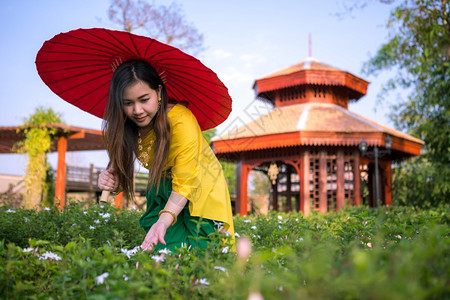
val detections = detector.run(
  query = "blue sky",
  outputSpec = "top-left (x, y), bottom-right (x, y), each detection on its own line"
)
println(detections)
top-left (0, 0), bottom-right (395, 176)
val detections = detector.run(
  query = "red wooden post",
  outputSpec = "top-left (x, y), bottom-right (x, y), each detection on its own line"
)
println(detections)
top-left (301, 150), bottom-right (310, 215)
top-left (319, 150), bottom-right (328, 213)
top-left (336, 149), bottom-right (345, 209)
top-left (55, 135), bottom-right (68, 209)
top-left (114, 192), bottom-right (124, 209)
top-left (236, 161), bottom-right (250, 216)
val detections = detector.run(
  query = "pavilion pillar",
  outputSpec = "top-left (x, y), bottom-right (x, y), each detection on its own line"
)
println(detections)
top-left (353, 151), bottom-right (361, 206)
top-left (318, 150), bottom-right (328, 213)
top-left (55, 135), bottom-right (68, 209)
top-left (301, 150), bottom-right (310, 215)
top-left (236, 161), bottom-right (250, 216)
top-left (383, 160), bottom-right (392, 206)
top-left (336, 149), bottom-right (345, 209)
top-left (114, 192), bottom-right (124, 209)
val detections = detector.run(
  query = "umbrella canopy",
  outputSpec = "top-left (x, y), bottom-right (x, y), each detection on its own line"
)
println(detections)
top-left (35, 28), bottom-right (232, 130)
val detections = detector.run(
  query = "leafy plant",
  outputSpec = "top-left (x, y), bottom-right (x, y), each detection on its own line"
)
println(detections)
top-left (0, 203), bottom-right (448, 299)
top-left (13, 107), bottom-right (63, 209)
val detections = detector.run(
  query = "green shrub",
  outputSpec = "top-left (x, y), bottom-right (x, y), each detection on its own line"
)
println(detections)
top-left (0, 203), bottom-right (448, 299)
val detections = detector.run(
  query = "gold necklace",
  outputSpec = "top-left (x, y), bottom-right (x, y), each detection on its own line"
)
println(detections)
top-left (137, 131), bottom-right (154, 168)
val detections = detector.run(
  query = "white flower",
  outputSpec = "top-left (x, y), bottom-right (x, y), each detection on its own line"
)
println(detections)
top-left (158, 248), bottom-right (171, 255)
top-left (251, 226), bottom-right (257, 230)
top-left (214, 266), bottom-right (227, 272)
top-left (94, 219), bottom-right (100, 224)
top-left (5, 209), bottom-right (15, 213)
top-left (83, 211), bottom-right (88, 215)
top-left (297, 238), bottom-right (304, 242)
top-left (278, 215), bottom-right (283, 220)
top-left (278, 225), bottom-right (282, 229)
top-left (72, 223), bottom-right (77, 227)
top-left (99, 213), bottom-right (111, 219)
top-left (367, 242), bottom-right (373, 248)
top-left (222, 246), bottom-right (229, 254)
top-left (95, 272), bottom-right (109, 285)
top-left (235, 232), bottom-right (241, 238)
top-left (24, 217), bottom-right (29, 222)
top-left (151, 255), bottom-right (165, 263)
top-left (395, 235), bottom-right (402, 240)
top-left (196, 278), bottom-right (209, 285)
top-left (89, 226), bottom-right (95, 230)
top-left (243, 219), bottom-right (252, 223)
top-left (100, 205), bottom-right (104, 208)
top-left (39, 251), bottom-right (62, 261)
top-left (123, 275), bottom-right (129, 281)
top-left (44, 207), bottom-right (51, 211)
top-left (121, 246), bottom-right (140, 259)
top-left (23, 247), bottom-right (34, 253)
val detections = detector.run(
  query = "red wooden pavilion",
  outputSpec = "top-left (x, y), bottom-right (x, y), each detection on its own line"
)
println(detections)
top-left (0, 123), bottom-right (123, 209)
top-left (212, 58), bottom-right (424, 215)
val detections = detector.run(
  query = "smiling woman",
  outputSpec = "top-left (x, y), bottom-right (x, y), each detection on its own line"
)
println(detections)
top-left (35, 28), bottom-right (234, 252)
top-left (122, 80), bottom-right (162, 133)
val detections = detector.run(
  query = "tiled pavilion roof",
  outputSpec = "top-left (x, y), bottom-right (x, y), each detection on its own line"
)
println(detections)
top-left (253, 58), bottom-right (370, 102)
top-left (0, 123), bottom-right (104, 153)
top-left (212, 102), bottom-right (423, 158)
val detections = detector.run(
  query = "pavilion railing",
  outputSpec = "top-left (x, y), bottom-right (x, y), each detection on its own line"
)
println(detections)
top-left (66, 165), bottom-right (147, 195)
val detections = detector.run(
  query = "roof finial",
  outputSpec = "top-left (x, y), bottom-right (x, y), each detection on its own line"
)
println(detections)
top-left (308, 33), bottom-right (312, 58)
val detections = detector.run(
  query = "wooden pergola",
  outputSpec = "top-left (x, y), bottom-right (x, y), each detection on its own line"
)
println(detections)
top-left (0, 123), bottom-right (122, 209)
top-left (212, 58), bottom-right (424, 215)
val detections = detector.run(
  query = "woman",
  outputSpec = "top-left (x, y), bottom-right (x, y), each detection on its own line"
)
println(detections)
top-left (35, 28), bottom-right (235, 252)
top-left (98, 60), bottom-right (234, 251)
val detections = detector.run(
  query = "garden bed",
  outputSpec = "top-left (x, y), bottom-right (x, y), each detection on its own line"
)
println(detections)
top-left (1, 203), bottom-right (448, 299)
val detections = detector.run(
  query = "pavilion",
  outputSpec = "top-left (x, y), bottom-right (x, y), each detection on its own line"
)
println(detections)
top-left (0, 123), bottom-right (122, 208)
top-left (212, 58), bottom-right (424, 215)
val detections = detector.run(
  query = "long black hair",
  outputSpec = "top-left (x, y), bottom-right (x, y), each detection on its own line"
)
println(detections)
top-left (102, 60), bottom-right (171, 200)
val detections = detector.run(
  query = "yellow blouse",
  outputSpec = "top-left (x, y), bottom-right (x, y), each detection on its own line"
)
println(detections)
top-left (137, 104), bottom-right (235, 237)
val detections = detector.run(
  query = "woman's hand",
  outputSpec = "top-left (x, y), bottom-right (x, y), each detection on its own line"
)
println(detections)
top-left (141, 213), bottom-right (173, 250)
top-left (98, 168), bottom-right (119, 192)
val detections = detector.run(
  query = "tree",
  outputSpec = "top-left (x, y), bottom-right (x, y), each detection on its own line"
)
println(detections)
top-left (108, 0), bottom-right (204, 55)
top-left (14, 107), bottom-right (63, 209)
top-left (361, 0), bottom-right (450, 206)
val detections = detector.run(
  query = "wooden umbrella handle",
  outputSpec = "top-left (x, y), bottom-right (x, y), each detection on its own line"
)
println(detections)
top-left (100, 190), bottom-right (111, 203)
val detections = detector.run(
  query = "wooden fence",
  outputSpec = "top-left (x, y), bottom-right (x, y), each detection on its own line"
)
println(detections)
top-left (66, 164), bottom-right (148, 196)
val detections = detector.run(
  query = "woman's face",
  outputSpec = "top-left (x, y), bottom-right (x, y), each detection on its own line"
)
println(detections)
top-left (122, 80), bottom-right (161, 129)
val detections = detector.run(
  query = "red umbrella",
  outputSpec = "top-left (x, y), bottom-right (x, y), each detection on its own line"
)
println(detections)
top-left (35, 28), bottom-right (232, 130)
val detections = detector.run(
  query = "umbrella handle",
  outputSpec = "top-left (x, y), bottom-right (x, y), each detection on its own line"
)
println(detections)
top-left (100, 190), bottom-right (110, 203)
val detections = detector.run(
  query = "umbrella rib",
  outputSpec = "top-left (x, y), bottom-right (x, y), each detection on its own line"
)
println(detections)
top-left (168, 82), bottom-right (230, 124)
top-left (167, 76), bottom-right (230, 110)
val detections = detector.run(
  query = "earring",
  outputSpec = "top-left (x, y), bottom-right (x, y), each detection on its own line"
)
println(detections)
top-left (158, 97), bottom-right (161, 110)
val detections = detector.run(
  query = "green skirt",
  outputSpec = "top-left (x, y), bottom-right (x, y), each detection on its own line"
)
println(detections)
top-left (139, 176), bottom-right (217, 252)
